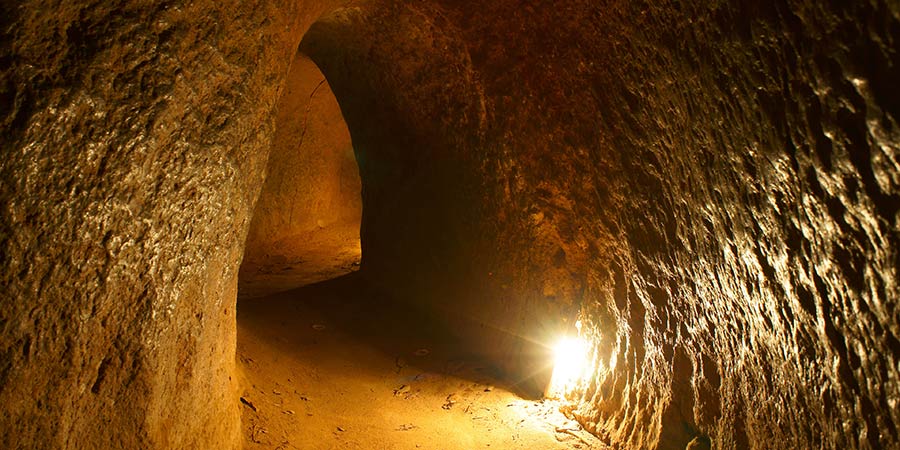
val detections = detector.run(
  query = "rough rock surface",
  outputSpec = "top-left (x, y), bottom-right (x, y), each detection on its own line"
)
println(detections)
top-left (304, 1), bottom-right (899, 449)
top-left (2, 0), bottom-right (898, 449)
top-left (0, 0), bottom-right (339, 448)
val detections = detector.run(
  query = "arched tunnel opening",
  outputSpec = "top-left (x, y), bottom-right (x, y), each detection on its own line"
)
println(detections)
top-left (237, 51), bottom-right (362, 301)
top-left (2, 1), bottom-right (899, 450)
top-left (235, 14), bottom-right (591, 447)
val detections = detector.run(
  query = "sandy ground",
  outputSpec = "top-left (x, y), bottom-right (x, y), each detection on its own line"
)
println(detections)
top-left (236, 274), bottom-right (606, 449)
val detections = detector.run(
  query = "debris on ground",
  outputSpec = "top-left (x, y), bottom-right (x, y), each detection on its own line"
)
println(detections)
top-left (393, 384), bottom-right (411, 397)
top-left (442, 394), bottom-right (458, 410)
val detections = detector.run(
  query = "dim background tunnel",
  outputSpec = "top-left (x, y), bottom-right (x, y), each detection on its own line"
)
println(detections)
top-left (1, 0), bottom-right (898, 449)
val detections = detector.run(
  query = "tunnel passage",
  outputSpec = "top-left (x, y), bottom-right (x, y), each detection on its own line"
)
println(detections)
top-left (1, 1), bottom-right (898, 449)
top-left (234, 9), bottom-right (595, 448)
top-left (249, 2), bottom-right (900, 449)
top-left (238, 52), bottom-right (361, 300)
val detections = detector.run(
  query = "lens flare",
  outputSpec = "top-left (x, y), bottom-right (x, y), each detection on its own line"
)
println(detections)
top-left (546, 336), bottom-right (589, 398)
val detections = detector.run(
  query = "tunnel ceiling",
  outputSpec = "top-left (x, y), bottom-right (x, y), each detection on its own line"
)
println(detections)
top-left (2, 1), bottom-right (899, 449)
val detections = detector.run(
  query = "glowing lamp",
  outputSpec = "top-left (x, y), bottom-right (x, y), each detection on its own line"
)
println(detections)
top-left (546, 336), bottom-right (589, 399)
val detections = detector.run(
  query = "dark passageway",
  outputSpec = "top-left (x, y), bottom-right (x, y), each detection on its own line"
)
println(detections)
top-left (235, 35), bottom-right (600, 448)
top-left (2, 1), bottom-right (898, 449)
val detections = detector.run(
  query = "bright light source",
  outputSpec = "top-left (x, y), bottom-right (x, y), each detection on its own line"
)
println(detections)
top-left (546, 336), bottom-right (589, 399)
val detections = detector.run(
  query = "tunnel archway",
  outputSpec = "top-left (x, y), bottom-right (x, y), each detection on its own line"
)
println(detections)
top-left (238, 51), bottom-right (362, 300)
top-left (232, 8), bottom-right (599, 448)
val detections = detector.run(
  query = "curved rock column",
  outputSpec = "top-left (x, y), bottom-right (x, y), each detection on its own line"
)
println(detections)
top-left (0, 0), bottom-right (340, 447)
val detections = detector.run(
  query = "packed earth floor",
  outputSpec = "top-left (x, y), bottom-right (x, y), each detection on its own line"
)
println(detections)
top-left (236, 272), bottom-right (606, 449)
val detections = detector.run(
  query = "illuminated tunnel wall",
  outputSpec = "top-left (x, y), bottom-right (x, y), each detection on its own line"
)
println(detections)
top-left (242, 53), bottom-right (360, 270)
top-left (1, 0), bottom-right (897, 449)
top-left (304, 4), bottom-right (899, 449)
top-left (239, 52), bottom-right (361, 298)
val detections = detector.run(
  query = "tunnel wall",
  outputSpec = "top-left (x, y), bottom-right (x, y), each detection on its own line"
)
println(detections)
top-left (0, 0), bottom-right (341, 448)
top-left (241, 53), bottom-right (360, 271)
top-left (303, 1), bottom-right (899, 449)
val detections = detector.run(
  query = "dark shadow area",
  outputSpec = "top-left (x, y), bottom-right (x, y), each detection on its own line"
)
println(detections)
top-left (239, 272), bottom-right (510, 391)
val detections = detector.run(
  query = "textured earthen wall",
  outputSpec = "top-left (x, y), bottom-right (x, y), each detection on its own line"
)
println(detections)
top-left (241, 53), bottom-right (360, 269)
top-left (304, 1), bottom-right (899, 449)
top-left (0, 0), bottom-right (341, 447)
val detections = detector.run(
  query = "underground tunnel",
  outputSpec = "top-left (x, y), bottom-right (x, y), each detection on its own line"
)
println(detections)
top-left (1, 1), bottom-right (899, 449)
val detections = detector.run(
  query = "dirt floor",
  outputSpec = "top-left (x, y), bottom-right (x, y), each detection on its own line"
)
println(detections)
top-left (236, 273), bottom-right (606, 449)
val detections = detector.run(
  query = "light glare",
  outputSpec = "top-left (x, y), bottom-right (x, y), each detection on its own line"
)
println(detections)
top-left (547, 336), bottom-right (589, 398)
